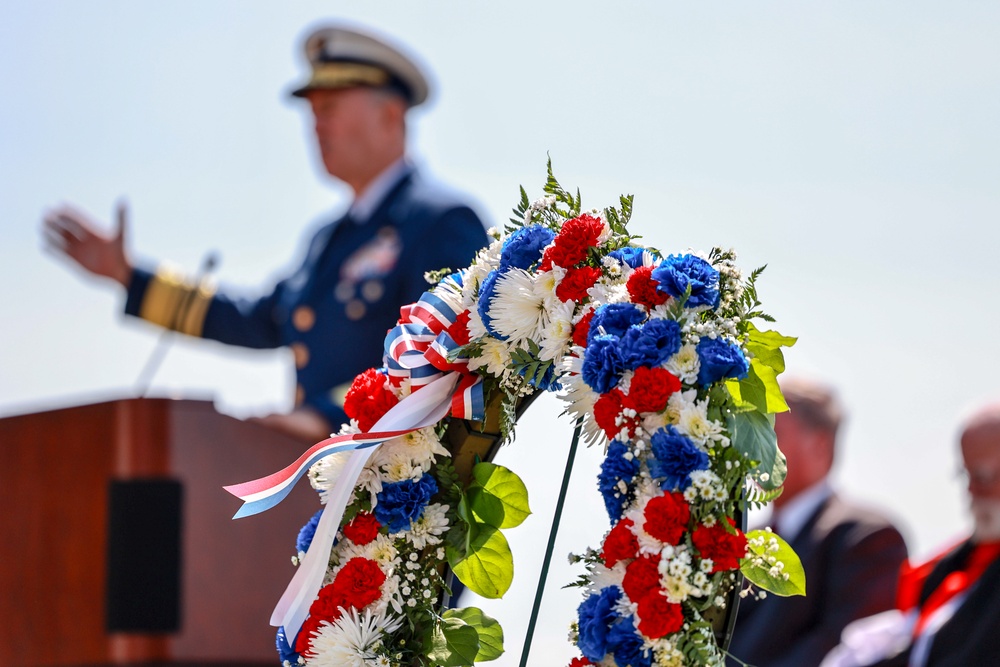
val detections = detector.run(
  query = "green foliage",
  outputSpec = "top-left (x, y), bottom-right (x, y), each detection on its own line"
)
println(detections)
top-left (508, 340), bottom-right (554, 391)
top-left (466, 462), bottom-right (531, 529)
top-left (727, 322), bottom-right (797, 415)
top-left (509, 185), bottom-right (532, 228)
top-left (543, 156), bottom-right (582, 218)
top-left (726, 409), bottom-right (787, 490)
top-left (738, 265), bottom-right (776, 323)
top-left (424, 267), bottom-right (454, 286)
top-left (447, 462), bottom-right (531, 598)
top-left (424, 616), bottom-right (481, 666)
top-left (442, 607), bottom-right (504, 662)
top-left (741, 530), bottom-right (807, 597)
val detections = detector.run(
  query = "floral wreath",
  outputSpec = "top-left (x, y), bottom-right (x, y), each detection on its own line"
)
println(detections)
top-left (225, 162), bottom-right (804, 667)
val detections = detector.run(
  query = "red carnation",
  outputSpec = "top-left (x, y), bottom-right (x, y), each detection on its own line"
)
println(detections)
top-left (623, 554), bottom-right (661, 603)
top-left (446, 309), bottom-right (472, 346)
top-left (627, 265), bottom-right (669, 309)
top-left (593, 389), bottom-right (639, 440)
top-left (602, 518), bottom-right (639, 567)
top-left (343, 368), bottom-right (399, 432)
top-left (343, 512), bottom-right (381, 545)
top-left (636, 590), bottom-right (685, 638)
top-left (643, 493), bottom-right (691, 546)
top-left (569, 659), bottom-right (593, 667)
top-left (330, 557), bottom-right (386, 610)
top-left (544, 213), bottom-right (605, 268)
top-left (627, 366), bottom-right (681, 414)
top-left (307, 581), bottom-right (350, 623)
top-left (295, 613), bottom-right (330, 655)
top-left (572, 309), bottom-right (595, 348)
top-left (556, 266), bottom-right (603, 302)
top-left (692, 518), bottom-right (748, 572)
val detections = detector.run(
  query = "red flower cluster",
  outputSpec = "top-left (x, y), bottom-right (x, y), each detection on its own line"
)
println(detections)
top-left (569, 658), bottom-right (593, 667)
top-left (643, 493), bottom-right (691, 546)
top-left (296, 557), bottom-right (386, 654)
top-left (593, 389), bottom-right (639, 440)
top-left (626, 265), bottom-right (669, 309)
top-left (343, 368), bottom-right (399, 432)
top-left (628, 366), bottom-right (681, 414)
top-left (446, 309), bottom-right (472, 346)
top-left (623, 554), bottom-right (661, 603)
top-left (343, 512), bottom-right (381, 545)
top-left (542, 213), bottom-right (604, 269)
top-left (556, 266), bottom-right (602, 302)
top-left (602, 518), bottom-right (639, 567)
top-left (692, 518), bottom-right (748, 572)
top-left (623, 553), bottom-right (685, 639)
top-left (572, 309), bottom-right (595, 347)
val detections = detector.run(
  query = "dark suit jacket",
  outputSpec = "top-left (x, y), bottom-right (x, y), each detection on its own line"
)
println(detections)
top-left (727, 493), bottom-right (908, 667)
top-left (125, 168), bottom-right (488, 427)
top-left (865, 539), bottom-right (1000, 667)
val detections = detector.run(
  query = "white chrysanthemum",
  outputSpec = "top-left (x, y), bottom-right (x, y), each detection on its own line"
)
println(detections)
top-left (375, 450), bottom-right (420, 482)
top-left (662, 574), bottom-right (694, 603)
top-left (462, 242), bottom-right (502, 309)
top-left (675, 397), bottom-right (728, 449)
top-left (466, 303), bottom-right (489, 340)
top-left (488, 269), bottom-right (549, 344)
top-left (372, 572), bottom-right (403, 616)
top-left (431, 270), bottom-right (466, 313)
top-left (337, 533), bottom-right (399, 568)
top-left (665, 344), bottom-right (701, 385)
top-left (406, 503), bottom-right (450, 549)
top-left (642, 411), bottom-right (671, 436)
top-left (534, 264), bottom-right (566, 308)
top-left (538, 299), bottom-right (576, 362)
top-left (304, 608), bottom-right (402, 667)
top-left (624, 492), bottom-right (667, 556)
top-left (468, 337), bottom-right (512, 378)
top-left (589, 561), bottom-right (627, 592)
top-left (309, 450), bottom-right (351, 503)
top-left (652, 640), bottom-right (686, 667)
top-left (376, 427), bottom-right (449, 472)
top-left (587, 280), bottom-right (630, 306)
top-left (558, 369), bottom-right (604, 446)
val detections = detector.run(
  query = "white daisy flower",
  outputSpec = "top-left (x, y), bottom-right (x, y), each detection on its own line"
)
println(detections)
top-left (588, 561), bottom-right (627, 592)
top-left (538, 299), bottom-right (577, 362)
top-left (337, 533), bottom-right (398, 568)
top-left (375, 450), bottom-right (421, 483)
top-left (376, 428), bottom-right (449, 472)
top-left (664, 344), bottom-right (701, 385)
top-left (468, 337), bottom-right (512, 378)
top-left (406, 503), bottom-right (450, 549)
top-left (304, 608), bottom-right (402, 667)
top-left (488, 268), bottom-right (550, 344)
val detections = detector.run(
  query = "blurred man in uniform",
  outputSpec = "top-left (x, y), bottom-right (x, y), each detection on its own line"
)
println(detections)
top-left (43, 24), bottom-right (489, 442)
top-left (822, 402), bottom-right (1000, 667)
top-left (728, 377), bottom-right (908, 667)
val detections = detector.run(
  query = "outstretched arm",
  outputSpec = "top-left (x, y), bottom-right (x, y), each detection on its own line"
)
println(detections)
top-left (42, 202), bottom-right (134, 287)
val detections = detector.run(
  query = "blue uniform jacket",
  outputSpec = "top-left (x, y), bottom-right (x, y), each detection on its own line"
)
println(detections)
top-left (124, 170), bottom-right (489, 428)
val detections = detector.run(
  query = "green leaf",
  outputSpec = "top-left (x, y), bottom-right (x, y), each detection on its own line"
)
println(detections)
top-left (443, 607), bottom-right (504, 662)
top-left (447, 525), bottom-right (514, 598)
top-left (425, 617), bottom-right (481, 666)
top-left (747, 322), bottom-right (797, 351)
top-left (741, 529), bottom-right (807, 597)
top-left (726, 410), bottom-right (786, 490)
top-left (748, 359), bottom-right (789, 413)
top-left (467, 462), bottom-right (531, 529)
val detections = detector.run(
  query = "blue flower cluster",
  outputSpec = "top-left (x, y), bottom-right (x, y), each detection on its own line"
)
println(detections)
top-left (651, 254), bottom-right (721, 309)
top-left (648, 426), bottom-right (709, 491)
top-left (608, 246), bottom-right (659, 268)
top-left (499, 224), bottom-right (554, 271)
top-left (581, 335), bottom-right (626, 394)
top-left (588, 303), bottom-right (646, 342)
top-left (577, 586), bottom-right (621, 661)
top-left (696, 337), bottom-right (749, 386)
top-left (295, 508), bottom-right (324, 554)
top-left (606, 616), bottom-right (652, 667)
top-left (598, 442), bottom-right (639, 521)
top-left (477, 269), bottom-right (505, 339)
top-left (374, 474), bottom-right (439, 533)
top-left (620, 318), bottom-right (682, 370)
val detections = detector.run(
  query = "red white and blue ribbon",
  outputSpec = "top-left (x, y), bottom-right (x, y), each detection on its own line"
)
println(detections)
top-left (223, 282), bottom-right (483, 638)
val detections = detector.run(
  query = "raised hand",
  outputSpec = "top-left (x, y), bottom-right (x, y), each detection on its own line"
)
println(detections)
top-left (42, 201), bottom-right (133, 286)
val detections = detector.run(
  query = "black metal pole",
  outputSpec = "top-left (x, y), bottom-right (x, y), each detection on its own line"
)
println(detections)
top-left (519, 420), bottom-right (582, 667)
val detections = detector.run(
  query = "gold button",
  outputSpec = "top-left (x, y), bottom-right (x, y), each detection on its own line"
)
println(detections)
top-left (361, 279), bottom-right (384, 303)
top-left (346, 299), bottom-right (366, 321)
top-left (294, 384), bottom-right (305, 406)
top-left (291, 342), bottom-right (309, 369)
top-left (292, 306), bottom-right (315, 332)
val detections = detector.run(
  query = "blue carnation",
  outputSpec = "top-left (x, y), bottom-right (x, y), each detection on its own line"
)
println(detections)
top-left (648, 426), bottom-right (709, 491)
top-left (608, 247), bottom-right (659, 269)
top-left (598, 442), bottom-right (640, 521)
top-left (607, 616), bottom-right (652, 667)
top-left (276, 626), bottom-right (300, 665)
top-left (581, 334), bottom-right (625, 394)
top-left (577, 586), bottom-right (622, 662)
top-left (500, 224), bottom-right (554, 271)
top-left (374, 475), bottom-right (438, 533)
top-left (295, 508), bottom-right (324, 554)
top-left (651, 254), bottom-right (721, 309)
top-left (476, 269), bottom-right (506, 339)
top-left (619, 318), bottom-right (682, 370)
top-left (696, 337), bottom-right (750, 386)
top-left (589, 303), bottom-right (647, 343)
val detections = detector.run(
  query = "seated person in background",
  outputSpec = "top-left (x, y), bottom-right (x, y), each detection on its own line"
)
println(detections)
top-left (821, 402), bottom-right (1000, 667)
top-left (42, 24), bottom-right (489, 443)
top-left (728, 377), bottom-right (908, 667)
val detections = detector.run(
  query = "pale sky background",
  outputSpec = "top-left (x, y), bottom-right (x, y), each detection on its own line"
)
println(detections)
top-left (3, 2), bottom-right (1000, 665)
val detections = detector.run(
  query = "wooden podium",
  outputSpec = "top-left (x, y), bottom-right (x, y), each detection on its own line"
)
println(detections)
top-left (0, 398), bottom-right (322, 666)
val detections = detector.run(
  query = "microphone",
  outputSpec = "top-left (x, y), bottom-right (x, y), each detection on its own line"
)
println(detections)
top-left (133, 251), bottom-right (220, 397)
